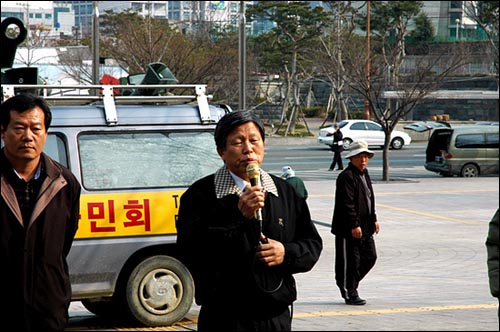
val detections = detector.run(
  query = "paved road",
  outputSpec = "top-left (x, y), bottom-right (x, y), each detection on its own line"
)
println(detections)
top-left (67, 176), bottom-right (499, 331)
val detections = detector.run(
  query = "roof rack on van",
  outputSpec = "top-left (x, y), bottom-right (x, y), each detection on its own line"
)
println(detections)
top-left (1, 83), bottom-right (213, 125)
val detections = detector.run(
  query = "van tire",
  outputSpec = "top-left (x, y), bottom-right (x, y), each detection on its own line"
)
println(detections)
top-left (461, 163), bottom-right (479, 177)
top-left (125, 255), bottom-right (194, 327)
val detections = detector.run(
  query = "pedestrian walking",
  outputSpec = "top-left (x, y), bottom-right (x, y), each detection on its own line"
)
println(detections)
top-left (331, 140), bottom-right (379, 305)
top-left (175, 110), bottom-right (322, 331)
top-left (328, 123), bottom-right (344, 171)
top-left (281, 165), bottom-right (308, 200)
top-left (1, 94), bottom-right (82, 331)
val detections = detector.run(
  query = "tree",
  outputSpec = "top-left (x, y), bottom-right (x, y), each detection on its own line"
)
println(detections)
top-left (308, 1), bottom-right (365, 124)
top-left (350, 1), bottom-right (466, 181)
top-left (407, 13), bottom-right (434, 55)
top-left (463, 1), bottom-right (499, 85)
top-left (100, 10), bottom-right (180, 74)
top-left (56, 10), bottom-right (241, 104)
top-left (246, 1), bottom-right (332, 135)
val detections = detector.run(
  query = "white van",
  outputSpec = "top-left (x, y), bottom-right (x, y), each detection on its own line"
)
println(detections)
top-left (425, 125), bottom-right (499, 177)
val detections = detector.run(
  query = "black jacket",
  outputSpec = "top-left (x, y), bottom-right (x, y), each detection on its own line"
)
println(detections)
top-left (1, 150), bottom-right (81, 331)
top-left (331, 130), bottom-right (344, 153)
top-left (331, 163), bottom-right (377, 238)
top-left (176, 167), bottom-right (322, 318)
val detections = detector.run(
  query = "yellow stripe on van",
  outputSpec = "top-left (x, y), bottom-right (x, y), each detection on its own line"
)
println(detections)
top-left (76, 190), bottom-right (185, 238)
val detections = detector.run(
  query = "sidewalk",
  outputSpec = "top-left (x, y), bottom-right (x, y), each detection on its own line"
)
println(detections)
top-left (291, 176), bottom-right (499, 331)
top-left (68, 176), bottom-right (499, 331)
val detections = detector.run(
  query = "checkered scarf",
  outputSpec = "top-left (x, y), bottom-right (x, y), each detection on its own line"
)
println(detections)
top-left (214, 166), bottom-right (279, 199)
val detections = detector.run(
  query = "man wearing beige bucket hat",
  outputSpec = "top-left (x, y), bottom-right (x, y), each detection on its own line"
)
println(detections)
top-left (331, 140), bottom-right (380, 305)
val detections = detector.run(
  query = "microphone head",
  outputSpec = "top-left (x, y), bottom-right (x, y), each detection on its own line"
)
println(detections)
top-left (246, 163), bottom-right (260, 181)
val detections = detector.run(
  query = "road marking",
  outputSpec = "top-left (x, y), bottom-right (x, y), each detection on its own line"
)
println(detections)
top-left (377, 203), bottom-right (479, 224)
top-left (310, 188), bottom-right (497, 199)
top-left (293, 303), bottom-right (498, 318)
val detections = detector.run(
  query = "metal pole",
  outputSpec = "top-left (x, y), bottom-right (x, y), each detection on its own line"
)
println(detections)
top-left (239, 1), bottom-right (246, 111)
top-left (364, 0), bottom-right (371, 120)
top-left (92, 1), bottom-right (100, 90)
top-left (336, 14), bottom-right (342, 122)
top-left (455, 18), bottom-right (460, 40)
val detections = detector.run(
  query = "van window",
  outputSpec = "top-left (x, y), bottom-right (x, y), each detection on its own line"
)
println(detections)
top-left (455, 133), bottom-right (485, 148)
top-left (45, 134), bottom-right (69, 168)
top-left (78, 131), bottom-right (222, 190)
top-left (486, 133), bottom-right (499, 148)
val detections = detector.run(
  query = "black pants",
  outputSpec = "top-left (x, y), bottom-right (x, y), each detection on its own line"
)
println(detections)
top-left (198, 303), bottom-right (291, 331)
top-left (334, 235), bottom-right (377, 298)
top-left (329, 151), bottom-right (343, 170)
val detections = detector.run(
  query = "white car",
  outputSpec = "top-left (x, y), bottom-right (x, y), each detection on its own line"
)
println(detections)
top-left (317, 119), bottom-right (412, 150)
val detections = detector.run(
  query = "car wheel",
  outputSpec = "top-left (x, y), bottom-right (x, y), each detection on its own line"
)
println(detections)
top-left (125, 255), bottom-right (194, 327)
top-left (461, 163), bottom-right (479, 177)
top-left (342, 138), bottom-right (352, 150)
top-left (390, 137), bottom-right (404, 150)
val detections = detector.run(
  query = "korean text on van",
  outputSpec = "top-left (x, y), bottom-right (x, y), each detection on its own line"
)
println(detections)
top-left (425, 124), bottom-right (499, 177)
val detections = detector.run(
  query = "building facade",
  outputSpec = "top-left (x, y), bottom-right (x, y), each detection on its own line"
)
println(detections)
top-left (1, 1), bottom-right (75, 38)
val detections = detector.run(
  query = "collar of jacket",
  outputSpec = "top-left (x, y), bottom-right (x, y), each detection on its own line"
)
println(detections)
top-left (1, 150), bottom-right (66, 227)
top-left (214, 166), bottom-right (279, 199)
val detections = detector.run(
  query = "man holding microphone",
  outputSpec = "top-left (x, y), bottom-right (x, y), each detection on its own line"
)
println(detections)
top-left (176, 110), bottom-right (322, 331)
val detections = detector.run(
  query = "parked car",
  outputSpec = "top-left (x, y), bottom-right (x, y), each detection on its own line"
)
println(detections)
top-left (403, 121), bottom-right (451, 132)
top-left (317, 119), bottom-right (412, 150)
top-left (475, 121), bottom-right (499, 126)
top-left (424, 125), bottom-right (499, 177)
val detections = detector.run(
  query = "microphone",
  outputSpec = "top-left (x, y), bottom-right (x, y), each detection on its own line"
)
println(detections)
top-left (246, 163), bottom-right (262, 222)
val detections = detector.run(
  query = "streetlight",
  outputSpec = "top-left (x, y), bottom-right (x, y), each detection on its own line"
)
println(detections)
top-left (455, 18), bottom-right (460, 41)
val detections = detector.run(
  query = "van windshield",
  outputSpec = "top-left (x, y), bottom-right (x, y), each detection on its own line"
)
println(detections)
top-left (78, 131), bottom-right (222, 190)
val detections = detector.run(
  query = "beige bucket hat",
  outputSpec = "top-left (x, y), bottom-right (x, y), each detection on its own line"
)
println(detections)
top-left (345, 140), bottom-right (375, 159)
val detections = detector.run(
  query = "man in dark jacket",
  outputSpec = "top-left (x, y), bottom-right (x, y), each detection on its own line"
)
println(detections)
top-left (1, 94), bottom-right (81, 331)
top-left (328, 123), bottom-right (344, 171)
top-left (331, 140), bottom-right (379, 305)
top-left (176, 110), bottom-right (322, 331)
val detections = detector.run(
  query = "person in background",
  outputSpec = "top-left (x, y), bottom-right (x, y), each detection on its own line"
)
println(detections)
top-left (486, 208), bottom-right (499, 319)
top-left (176, 110), bottom-right (322, 331)
top-left (1, 94), bottom-right (82, 332)
top-left (328, 123), bottom-right (344, 171)
top-left (331, 140), bottom-right (379, 305)
top-left (281, 165), bottom-right (308, 200)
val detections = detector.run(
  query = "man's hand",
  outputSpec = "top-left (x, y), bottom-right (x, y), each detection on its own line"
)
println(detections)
top-left (351, 226), bottom-right (362, 239)
top-left (238, 185), bottom-right (265, 219)
top-left (257, 236), bottom-right (285, 267)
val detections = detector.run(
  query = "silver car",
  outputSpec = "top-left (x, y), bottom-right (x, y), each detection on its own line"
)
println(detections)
top-left (317, 119), bottom-right (412, 150)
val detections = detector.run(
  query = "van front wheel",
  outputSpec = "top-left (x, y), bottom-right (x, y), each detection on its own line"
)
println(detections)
top-left (461, 163), bottom-right (479, 177)
top-left (125, 255), bottom-right (194, 327)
